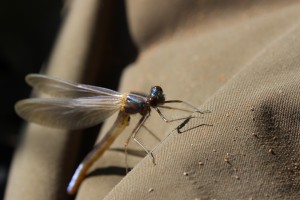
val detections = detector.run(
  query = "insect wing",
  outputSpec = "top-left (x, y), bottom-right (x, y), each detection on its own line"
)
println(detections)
top-left (15, 96), bottom-right (122, 129)
top-left (26, 74), bottom-right (122, 98)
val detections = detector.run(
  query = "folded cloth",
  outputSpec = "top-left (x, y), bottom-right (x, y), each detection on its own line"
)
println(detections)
top-left (5, 1), bottom-right (300, 200)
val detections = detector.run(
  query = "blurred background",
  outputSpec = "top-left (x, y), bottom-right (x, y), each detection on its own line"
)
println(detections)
top-left (0, 1), bottom-right (63, 199)
top-left (0, 0), bottom-right (138, 198)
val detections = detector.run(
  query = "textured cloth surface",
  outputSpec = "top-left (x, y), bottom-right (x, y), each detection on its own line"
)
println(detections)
top-left (5, 1), bottom-right (300, 200)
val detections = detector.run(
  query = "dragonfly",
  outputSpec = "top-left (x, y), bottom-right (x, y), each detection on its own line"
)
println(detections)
top-left (15, 74), bottom-right (203, 195)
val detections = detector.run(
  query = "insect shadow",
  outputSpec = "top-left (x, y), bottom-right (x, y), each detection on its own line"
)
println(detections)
top-left (175, 115), bottom-right (213, 134)
top-left (110, 147), bottom-right (147, 158)
top-left (87, 166), bottom-right (131, 177)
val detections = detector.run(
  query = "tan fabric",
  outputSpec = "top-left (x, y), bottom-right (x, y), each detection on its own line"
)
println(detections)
top-left (5, 0), bottom-right (300, 200)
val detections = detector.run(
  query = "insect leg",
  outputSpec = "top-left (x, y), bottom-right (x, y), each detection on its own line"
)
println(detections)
top-left (124, 113), bottom-right (156, 165)
top-left (155, 107), bottom-right (197, 123)
top-left (142, 124), bottom-right (161, 142)
top-left (162, 100), bottom-right (210, 114)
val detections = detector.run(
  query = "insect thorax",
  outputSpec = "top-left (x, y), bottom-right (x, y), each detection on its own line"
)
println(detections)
top-left (122, 94), bottom-right (149, 115)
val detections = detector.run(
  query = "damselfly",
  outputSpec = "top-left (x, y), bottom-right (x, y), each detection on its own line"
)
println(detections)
top-left (15, 74), bottom-right (203, 194)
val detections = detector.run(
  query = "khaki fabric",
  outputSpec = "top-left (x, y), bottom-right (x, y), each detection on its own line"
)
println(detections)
top-left (5, 0), bottom-right (300, 200)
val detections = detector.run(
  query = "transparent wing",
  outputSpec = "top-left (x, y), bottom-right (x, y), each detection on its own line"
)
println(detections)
top-left (15, 96), bottom-right (122, 130)
top-left (26, 74), bottom-right (122, 98)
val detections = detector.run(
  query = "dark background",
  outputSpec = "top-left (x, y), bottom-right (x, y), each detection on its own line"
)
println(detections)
top-left (0, 1), bottom-right (138, 198)
top-left (0, 1), bottom-right (63, 199)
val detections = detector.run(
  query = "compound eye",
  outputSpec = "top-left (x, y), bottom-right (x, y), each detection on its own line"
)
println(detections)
top-left (151, 86), bottom-right (163, 94)
top-left (154, 86), bottom-right (163, 92)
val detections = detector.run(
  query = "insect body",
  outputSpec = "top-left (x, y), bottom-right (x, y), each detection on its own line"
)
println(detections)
top-left (15, 74), bottom-right (201, 194)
